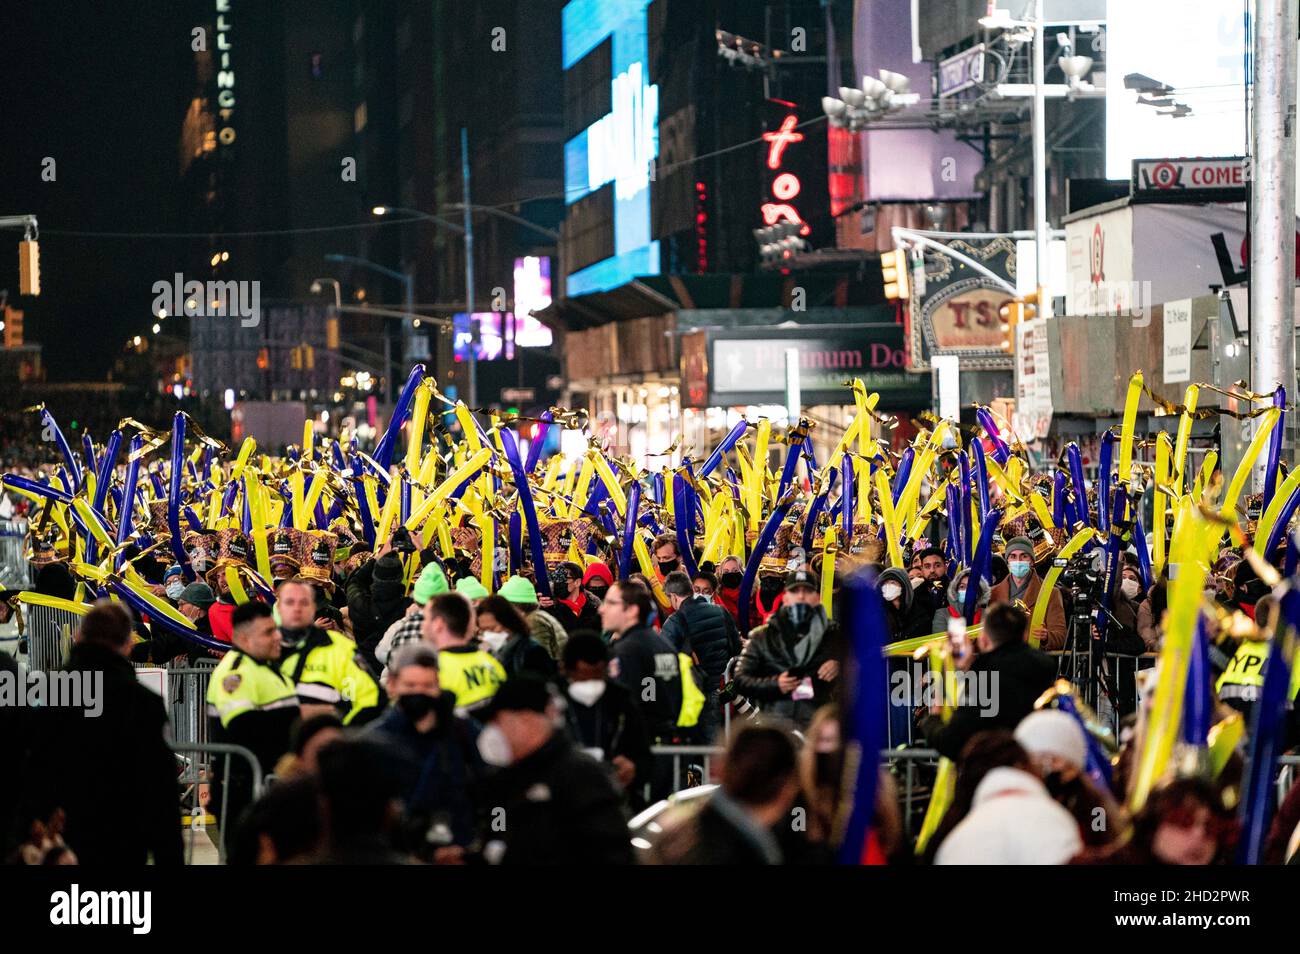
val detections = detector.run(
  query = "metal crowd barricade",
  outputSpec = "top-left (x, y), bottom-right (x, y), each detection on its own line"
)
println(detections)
top-left (651, 744), bottom-right (725, 796)
top-left (167, 662), bottom-right (220, 777)
top-left (171, 742), bottom-right (265, 865)
top-left (0, 517), bottom-right (30, 589)
top-left (20, 602), bottom-right (83, 674)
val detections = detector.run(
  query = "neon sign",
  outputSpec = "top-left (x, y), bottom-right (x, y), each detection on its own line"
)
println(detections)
top-left (215, 0), bottom-right (235, 147)
top-left (761, 112), bottom-right (809, 236)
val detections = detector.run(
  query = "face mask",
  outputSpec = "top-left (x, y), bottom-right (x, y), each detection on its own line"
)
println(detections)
top-left (587, 585), bottom-right (608, 600)
top-left (880, 582), bottom-right (903, 602)
top-left (1009, 560), bottom-right (1032, 580)
top-left (1043, 771), bottom-right (1069, 798)
top-left (1120, 579), bottom-right (1141, 600)
top-left (759, 577), bottom-right (783, 600)
top-left (694, 593), bottom-right (713, 604)
top-left (477, 723), bottom-right (514, 767)
top-left (397, 693), bottom-right (439, 722)
top-left (567, 679), bottom-right (606, 707)
top-left (814, 752), bottom-right (842, 786)
top-left (911, 576), bottom-right (924, 590)
top-left (1203, 588), bottom-right (1216, 602)
top-left (657, 560), bottom-right (679, 576)
top-left (956, 590), bottom-right (967, 605)
top-left (165, 581), bottom-right (184, 600)
top-left (720, 571), bottom-right (743, 589)
top-left (783, 602), bottom-right (813, 633)
top-left (480, 631), bottom-right (509, 653)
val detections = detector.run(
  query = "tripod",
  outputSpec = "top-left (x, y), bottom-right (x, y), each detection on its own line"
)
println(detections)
top-left (1057, 582), bottom-right (1120, 716)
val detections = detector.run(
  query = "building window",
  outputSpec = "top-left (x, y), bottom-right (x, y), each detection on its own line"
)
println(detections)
top-left (354, 101), bottom-right (368, 133)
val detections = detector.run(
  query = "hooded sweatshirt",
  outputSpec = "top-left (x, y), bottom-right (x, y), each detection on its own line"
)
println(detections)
top-left (877, 567), bottom-right (932, 641)
top-left (932, 573), bottom-right (992, 634)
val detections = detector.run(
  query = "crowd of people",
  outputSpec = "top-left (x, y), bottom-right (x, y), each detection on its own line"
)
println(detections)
top-left (3, 370), bottom-right (1300, 866)
top-left (4, 514), bottom-right (1299, 866)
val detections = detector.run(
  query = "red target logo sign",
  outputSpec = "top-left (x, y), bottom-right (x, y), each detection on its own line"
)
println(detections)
top-left (1149, 162), bottom-right (1180, 189)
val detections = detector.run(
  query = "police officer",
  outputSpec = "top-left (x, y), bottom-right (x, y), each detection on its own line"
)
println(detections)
top-left (275, 578), bottom-right (383, 726)
top-left (420, 591), bottom-right (506, 715)
top-left (206, 601), bottom-right (299, 825)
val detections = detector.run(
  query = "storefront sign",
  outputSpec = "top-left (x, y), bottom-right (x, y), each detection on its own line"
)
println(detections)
top-left (938, 44), bottom-right (985, 97)
top-left (907, 236), bottom-right (1018, 371)
top-left (1162, 297), bottom-right (1193, 384)
top-left (1133, 157), bottom-right (1246, 198)
top-left (706, 326), bottom-right (927, 407)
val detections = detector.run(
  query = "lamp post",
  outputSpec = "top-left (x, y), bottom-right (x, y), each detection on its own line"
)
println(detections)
top-left (322, 254), bottom-right (413, 403)
top-left (978, 3), bottom-right (1050, 312)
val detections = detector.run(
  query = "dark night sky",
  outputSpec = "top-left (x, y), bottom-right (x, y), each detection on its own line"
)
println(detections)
top-left (0, 2), bottom-right (196, 381)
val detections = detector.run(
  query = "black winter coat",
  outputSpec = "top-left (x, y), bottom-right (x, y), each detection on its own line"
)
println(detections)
top-left (734, 606), bottom-right (842, 726)
top-left (610, 624), bottom-right (684, 738)
top-left (23, 643), bottom-right (183, 865)
top-left (477, 735), bottom-right (633, 865)
top-left (660, 595), bottom-right (741, 689)
top-left (919, 639), bottom-right (1057, 760)
top-left (546, 590), bottom-right (603, 634)
top-left (564, 678), bottom-right (652, 792)
top-left (346, 561), bottom-right (411, 654)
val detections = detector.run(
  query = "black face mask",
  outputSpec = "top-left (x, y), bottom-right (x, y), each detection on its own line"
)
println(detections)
top-left (587, 584), bottom-right (608, 600)
top-left (783, 602), bottom-right (814, 633)
top-left (1043, 771), bottom-right (1070, 799)
top-left (657, 559), bottom-right (679, 576)
top-left (720, 571), bottom-right (743, 590)
top-left (814, 752), bottom-right (842, 786)
top-left (397, 693), bottom-right (442, 725)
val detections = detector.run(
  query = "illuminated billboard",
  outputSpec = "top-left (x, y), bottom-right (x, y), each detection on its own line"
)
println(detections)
top-left (513, 256), bottom-right (554, 348)
top-left (453, 313), bottom-right (510, 362)
top-left (562, 0), bottom-right (660, 295)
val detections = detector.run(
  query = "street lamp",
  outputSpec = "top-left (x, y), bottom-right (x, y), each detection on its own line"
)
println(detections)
top-left (978, 0), bottom-right (1050, 313)
top-left (822, 70), bottom-right (919, 133)
top-left (323, 254), bottom-right (414, 403)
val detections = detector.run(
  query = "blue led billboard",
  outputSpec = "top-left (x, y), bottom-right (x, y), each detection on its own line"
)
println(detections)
top-left (562, 0), bottom-right (660, 296)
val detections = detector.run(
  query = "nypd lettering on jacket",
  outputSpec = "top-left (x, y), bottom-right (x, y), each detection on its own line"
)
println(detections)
top-left (653, 653), bottom-right (680, 681)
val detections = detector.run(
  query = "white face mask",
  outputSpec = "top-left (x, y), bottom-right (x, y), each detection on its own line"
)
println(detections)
top-left (911, 576), bottom-right (924, 589)
top-left (480, 631), bottom-right (509, 653)
top-left (476, 723), bottom-right (514, 766)
top-left (165, 581), bottom-right (184, 600)
top-left (567, 679), bottom-right (607, 707)
top-left (880, 582), bottom-right (903, 602)
top-left (1120, 579), bottom-right (1142, 600)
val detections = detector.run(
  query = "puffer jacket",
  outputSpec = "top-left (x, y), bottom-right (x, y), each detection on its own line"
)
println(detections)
top-left (931, 573), bottom-right (992, 633)
top-left (660, 595), bottom-right (742, 689)
top-left (877, 567), bottom-right (933, 641)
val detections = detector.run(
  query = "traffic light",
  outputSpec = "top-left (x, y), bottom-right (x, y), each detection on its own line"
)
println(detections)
top-left (998, 292), bottom-right (1039, 352)
top-left (3, 305), bottom-right (22, 349)
top-left (880, 248), bottom-right (909, 300)
top-left (753, 222), bottom-right (809, 267)
top-left (18, 240), bottom-right (40, 296)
